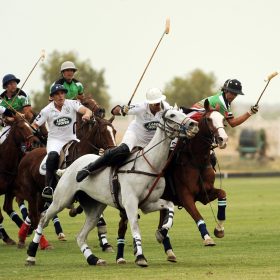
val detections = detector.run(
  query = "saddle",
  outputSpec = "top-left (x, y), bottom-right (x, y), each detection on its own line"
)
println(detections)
top-left (39, 140), bottom-right (77, 175)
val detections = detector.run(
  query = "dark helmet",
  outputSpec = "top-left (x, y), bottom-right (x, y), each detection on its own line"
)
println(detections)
top-left (2, 74), bottom-right (20, 89)
top-left (50, 84), bottom-right (68, 96)
top-left (222, 79), bottom-right (244, 95)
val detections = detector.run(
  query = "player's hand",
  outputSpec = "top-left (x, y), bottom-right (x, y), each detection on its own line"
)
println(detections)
top-left (249, 105), bottom-right (259, 115)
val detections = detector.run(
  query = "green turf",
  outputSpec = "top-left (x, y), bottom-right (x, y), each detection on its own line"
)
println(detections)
top-left (0, 177), bottom-right (280, 280)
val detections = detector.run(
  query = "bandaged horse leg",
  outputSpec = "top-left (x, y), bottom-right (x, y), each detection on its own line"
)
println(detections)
top-left (76, 202), bottom-right (106, 266)
top-left (158, 209), bottom-right (177, 262)
top-left (116, 211), bottom-right (128, 264)
top-left (197, 219), bottom-right (215, 246)
top-left (52, 215), bottom-right (66, 241)
top-left (97, 214), bottom-right (113, 252)
top-left (18, 216), bottom-right (32, 248)
top-left (155, 206), bottom-right (174, 243)
top-left (18, 201), bottom-right (28, 220)
top-left (214, 197), bottom-right (227, 238)
top-left (7, 210), bottom-right (23, 228)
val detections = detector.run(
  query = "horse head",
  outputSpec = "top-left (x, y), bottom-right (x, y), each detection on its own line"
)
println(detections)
top-left (203, 99), bottom-right (228, 149)
top-left (81, 96), bottom-right (106, 118)
top-left (79, 116), bottom-right (117, 155)
top-left (161, 108), bottom-right (198, 139)
top-left (9, 115), bottom-right (41, 151)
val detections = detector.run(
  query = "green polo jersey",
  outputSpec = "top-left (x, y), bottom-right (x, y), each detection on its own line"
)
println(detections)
top-left (53, 78), bottom-right (84, 100)
top-left (192, 91), bottom-right (233, 119)
top-left (0, 90), bottom-right (31, 112)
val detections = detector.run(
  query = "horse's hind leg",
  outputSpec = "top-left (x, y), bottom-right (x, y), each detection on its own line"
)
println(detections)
top-left (97, 213), bottom-right (114, 252)
top-left (4, 193), bottom-right (23, 228)
top-left (0, 207), bottom-right (16, 245)
top-left (77, 200), bottom-right (107, 266)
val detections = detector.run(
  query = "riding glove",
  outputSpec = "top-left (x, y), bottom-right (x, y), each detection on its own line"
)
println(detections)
top-left (248, 105), bottom-right (259, 115)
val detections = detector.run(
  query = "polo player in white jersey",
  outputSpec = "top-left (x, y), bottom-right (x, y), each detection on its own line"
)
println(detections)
top-left (32, 84), bottom-right (92, 200)
top-left (76, 87), bottom-right (172, 182)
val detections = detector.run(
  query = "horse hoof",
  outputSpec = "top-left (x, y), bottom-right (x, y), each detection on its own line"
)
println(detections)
top-left (3, 238), bottom-right (16, 245)
top-left (214, 228), bottom-right (225, 238)
top-left (25, 256), bottom-right (36, 266)
top-left (116, 258), bottom-right (126, 264)
top-left (135, 254), bottom-right (148, 267)
top-left (58, 233), bottom-right (67, 241)
top-left (102, 244), bottom-right (114, 253)
top-left (17, 241), bottom-right (26, 249)
top-left (166, 249), bottom-right (177, 262)
top-left (203, 238), bottom-right (216, 246)
top-left (96, 259), bottom-right (106, 266)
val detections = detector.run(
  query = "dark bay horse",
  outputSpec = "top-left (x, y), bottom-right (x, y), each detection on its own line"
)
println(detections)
top-left (115, 103), bottom-right (229, 263)
top-left (15, 115), bottom-right (116, 248)
top-left (0, 116), bottom-right (40, 245)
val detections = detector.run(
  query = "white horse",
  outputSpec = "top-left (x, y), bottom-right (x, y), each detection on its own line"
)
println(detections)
top-left (26, 109), bottom-right (199, 267)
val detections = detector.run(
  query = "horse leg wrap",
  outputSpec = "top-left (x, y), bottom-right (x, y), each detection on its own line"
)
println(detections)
top-left (81, 244), bottom-right (98, 265)
top-left (162, 235), bottom-right (173, 252)
top-left (8, 210), bottom-right (23, 228)
top-left (162, 208), bottom-right (174, 230)
top-left (116, 238), bottom-right (125, 260)
top-left (52, 215), bottom-right (63, 235)
top-left (19, 203), bottom-right (28, 220)
top-left (27, 241), bottom-right (39, 258)
top-left (217, 198), bottom-right (227, 221)
top-left (197, 220), bottom-right (209, 239)
top-left (18, 217), bottom-right (31, 242)
top-left (133, 236), bottom-right (143, 257)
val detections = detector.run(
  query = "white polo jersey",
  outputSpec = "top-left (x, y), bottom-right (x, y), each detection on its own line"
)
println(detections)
top-left (121, 101), bottom-right (171, 151)
top-left (34, 99), bottom-right (82, 153)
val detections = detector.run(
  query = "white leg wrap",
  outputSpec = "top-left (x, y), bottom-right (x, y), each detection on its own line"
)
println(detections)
top-left (81, 244), bottom-right (93, 259)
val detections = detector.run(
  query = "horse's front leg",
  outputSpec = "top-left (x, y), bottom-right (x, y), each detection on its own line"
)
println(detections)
top-left (158, 209), bottom-right (177, 262)
top-left (181, 194), bottom-right (216, 246)
top-left (206, 188), bottom-right (227, 238)
top-left (141, 199), bottom-right (175, 247)
top-left (123, 198), bottom-right (148, 267)
top-left (0, 207), bottom-right (16, 245)
top-left (116, 211), bottom-right (128, 264)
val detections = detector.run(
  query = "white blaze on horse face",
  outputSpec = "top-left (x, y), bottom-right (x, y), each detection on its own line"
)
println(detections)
top-left (107, 125), bottom-right (117, 146)
top-left (210, 111), bottom-right (228, 149)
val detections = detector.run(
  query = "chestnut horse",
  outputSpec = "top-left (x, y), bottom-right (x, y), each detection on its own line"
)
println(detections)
top-left (15, 115), bottom-right (116, 248)
top-left (0, 116), bottom-right (40, 245)
top-left (115, 104), bottom-right (229, 263)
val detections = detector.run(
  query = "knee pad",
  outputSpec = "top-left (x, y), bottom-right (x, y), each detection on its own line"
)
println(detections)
top-left (46, 151), bottom-right (59, 171)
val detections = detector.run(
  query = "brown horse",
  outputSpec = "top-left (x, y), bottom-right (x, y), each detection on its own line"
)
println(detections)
top-left (115, 103), bottom-right (228, 263)
top-left (0, 116), bottom-right (40, 245)
top-left (15, 115), bottom-right (116, 248)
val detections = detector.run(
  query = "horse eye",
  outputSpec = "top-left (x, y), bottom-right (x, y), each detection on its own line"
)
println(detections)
top-left (170, 114), bottom-right (175, 118)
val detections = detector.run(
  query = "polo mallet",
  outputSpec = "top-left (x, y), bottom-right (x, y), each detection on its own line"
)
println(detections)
top-left (11, 49), bottom-right (46, 106)
top-left (127, 18), bottom-right (170, 106)
top-left (255, 71), bottom-right (278, 106)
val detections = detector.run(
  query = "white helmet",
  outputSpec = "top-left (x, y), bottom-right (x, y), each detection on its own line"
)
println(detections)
top-left (145, 88), bottom-right (166, 104)
top-left (60, 61), bottom-right (77, 72)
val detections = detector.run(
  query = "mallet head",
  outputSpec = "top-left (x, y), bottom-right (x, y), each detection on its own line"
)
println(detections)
top-left (165, 18), bottom-right (170, 34)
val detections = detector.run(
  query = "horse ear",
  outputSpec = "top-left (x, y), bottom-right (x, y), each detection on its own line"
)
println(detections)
top-left (173, 103), bottom-right (178, 110)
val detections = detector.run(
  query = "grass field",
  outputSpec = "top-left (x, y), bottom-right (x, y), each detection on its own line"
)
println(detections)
top-left (0, 177), bottom-right (280, 280)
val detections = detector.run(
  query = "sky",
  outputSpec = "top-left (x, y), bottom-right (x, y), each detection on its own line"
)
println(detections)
top-left (1, 0), bottom-right (280, 107)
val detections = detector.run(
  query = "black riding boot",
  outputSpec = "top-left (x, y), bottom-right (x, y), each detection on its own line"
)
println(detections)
top-left (76, 143), bottom-right (130, 182)
top-left (42, 151), bottom-right (59, 201)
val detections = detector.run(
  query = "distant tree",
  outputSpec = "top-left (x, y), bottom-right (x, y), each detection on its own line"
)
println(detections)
top-left (31, 50), bottom-right (110, 112)
top-left (164, 69), bottom-right (217, 107)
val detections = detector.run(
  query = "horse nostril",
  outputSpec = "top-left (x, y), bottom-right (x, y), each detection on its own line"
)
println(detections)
top-left (218, 137), bottom-right (224, 143)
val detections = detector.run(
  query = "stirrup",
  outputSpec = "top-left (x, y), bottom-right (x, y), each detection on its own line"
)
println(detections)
top-left (42, 186), bottom-right (53, 200)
